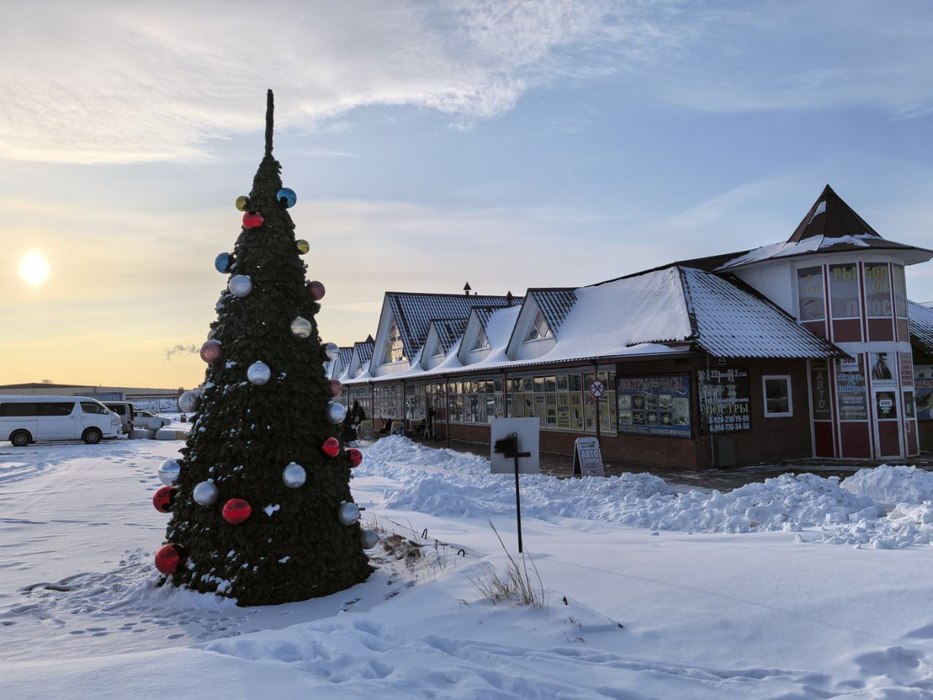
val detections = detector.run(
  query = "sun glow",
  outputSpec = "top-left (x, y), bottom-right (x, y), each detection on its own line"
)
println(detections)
top-left (19, 250), bottom-right (51, 288)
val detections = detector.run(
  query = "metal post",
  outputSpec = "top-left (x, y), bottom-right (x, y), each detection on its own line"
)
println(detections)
top-left (511, 431), bottom-right (523, 553)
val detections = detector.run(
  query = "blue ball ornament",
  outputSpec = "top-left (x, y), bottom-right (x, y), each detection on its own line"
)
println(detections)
top-left (276, 188), bottom-right (297, 208)
top-left (214, 252), bottom-right (232, 273)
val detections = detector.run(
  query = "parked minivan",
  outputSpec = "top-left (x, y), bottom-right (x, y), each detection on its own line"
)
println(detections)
top-left (104, 401), bottom-right (136, 433)
top-left (0, 395), bottom-right (123, 446)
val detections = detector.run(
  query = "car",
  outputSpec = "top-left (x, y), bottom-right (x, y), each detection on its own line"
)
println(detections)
top-left (1, 395), bottom-right (122, 445)
top-left (133, 409), bottom-right (171, 429)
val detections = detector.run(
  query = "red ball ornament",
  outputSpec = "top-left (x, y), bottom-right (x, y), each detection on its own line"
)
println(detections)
top-left (200, 339), bottom-right (222, 364)
top-left (155, 543), bottom-right (184, 574)
top-left (242, 210), bottom-right (264, 229)
top-left (347, 448), bottom-right (363, 468)
top-left (306, 280), bottom-right (326, 301)
top-left (322, 436), bottom-right (340, 457)
top-left (152, 485), bottom-right (176, 513)
top-left (328, 379), bottom-right (343, 397)
top-left (222, 498), bottom-right (252, 525)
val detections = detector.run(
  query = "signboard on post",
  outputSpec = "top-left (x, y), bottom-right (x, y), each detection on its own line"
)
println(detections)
top-left (590, 380), bottom-right (605, 398)
top-left (489, 418), bottom-right (540, 474)
top-left (572, 436), bottom-right (604, 477)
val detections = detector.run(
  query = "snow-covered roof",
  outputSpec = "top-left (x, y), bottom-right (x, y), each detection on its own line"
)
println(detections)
top-left (430, 318), bottom-right (468, 355)
top-left (527, 289), bottom-right (577, 337)
top-left (354, 340), bottom-right (374, 365)
top-left (384, 292), bottom-right (518, 359)
top-left (343, 265), bottom-right (842, 386)
top-left (716, 185), bottom-right (933, 270)
top-left (338, 346), bottom-right (353, 369)
top-left (681, 268), bottom-right (841, 359)
top-left (908, 300), bottom-right (933, 356)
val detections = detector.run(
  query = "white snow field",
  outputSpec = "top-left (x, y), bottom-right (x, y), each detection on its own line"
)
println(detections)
top-left (2, 434), bottom-right (933, 698)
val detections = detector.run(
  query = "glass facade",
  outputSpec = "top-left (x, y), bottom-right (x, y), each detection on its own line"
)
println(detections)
top-left (797, 266), bottom-right (825, 321)
top-left (863, 263), bottom-right (892, 318)
top-left (829, 263), bottom-right (860, 319)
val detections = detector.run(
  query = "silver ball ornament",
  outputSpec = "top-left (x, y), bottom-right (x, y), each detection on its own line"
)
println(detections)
top-left (361, 529), bottom-right (380, 549)
top-left (158, 459), bottom-right (181, 486)
top-left (178, 390), bottom-right (199, 413)
top-left (247, 361), bottom-right (272, 385)
top-left (228, 274), bottom-right (252, 297)
top-left (290, 316), bottom-right (313, 339)
top-left (326, 400), bottom-right (347, 425)
top-left (338, 502), bottom-right (361, 526)
top-left (282, 462), bottom-right (307, 488)
top-left (193, 480), bottom-right (219, 506)
top-left (324, 342), bottom-right (340, 361)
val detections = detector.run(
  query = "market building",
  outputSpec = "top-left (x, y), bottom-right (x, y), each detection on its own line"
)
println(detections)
top-left (334, 186), bottom-right (933, 469)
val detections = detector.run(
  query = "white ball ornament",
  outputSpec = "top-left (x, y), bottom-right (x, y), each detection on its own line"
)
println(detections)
top-left (282, 462), bottom-right (307, 488)
top-left (338, 502), bottom-right (360, 526)
top-left (326, 400), bottom-right (347, 424)
top-left (247, 361), bottom-right (271, 385)
top-left (228, 274), bottom-right (252, 297)
top-left (158, 459), bottom-right (181, 486)
top-left (361, 529), bottom-right (380, 549)
top-left (324, 342), bottom-right (339, 361)
top-left (290, 316), bottom-right (313, 339)
top-left (193, 480), bottom-right (219, 506)
top-left (178, 390), bottom-right (199, 413)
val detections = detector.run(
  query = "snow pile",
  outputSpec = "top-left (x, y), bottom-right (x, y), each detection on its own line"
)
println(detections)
top-left (360, 436), bottom-right (933, 548)
top-left (841, 464), bottom-right (933, 507)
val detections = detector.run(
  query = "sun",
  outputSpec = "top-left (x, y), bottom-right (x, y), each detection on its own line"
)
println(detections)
top-left (19, 250), bottom-right (51, 288)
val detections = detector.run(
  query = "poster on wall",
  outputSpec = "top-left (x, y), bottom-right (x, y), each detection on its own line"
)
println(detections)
top-left (875, 391), bottom-right (897, 419)
top-left (697, 367), bottom-right (751, 434)
top-left (810, 360), bottom-right (832, 420)
top-left (616, 374), bottom-right (691, 438)
top-left (869, 352), bottom-right (896, 384)
top-left (915, 364), bottom-right (933, 420)
top-left (836, 367), bottom-right (868, 420)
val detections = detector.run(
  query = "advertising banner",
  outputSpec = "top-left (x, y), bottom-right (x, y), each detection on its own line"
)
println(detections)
top-left (616, 374), bottom-right (691, 438)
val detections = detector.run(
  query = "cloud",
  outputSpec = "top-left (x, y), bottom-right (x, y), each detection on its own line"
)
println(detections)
top-left (642, 2), bottom-right (933, 115)
top-left (165, 344), bottom-right (198, 361)
top-left (0, 0), bottom-right (666, 164)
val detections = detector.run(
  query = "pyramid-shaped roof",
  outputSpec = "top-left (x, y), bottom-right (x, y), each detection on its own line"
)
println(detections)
top-left (716, 185), bottom-right (933, 270)
top-left (788, 184), bottom-right (881, 242)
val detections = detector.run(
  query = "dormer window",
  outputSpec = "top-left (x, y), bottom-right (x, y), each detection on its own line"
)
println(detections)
top-left (432, 340), bottom-right (446, 359)
top-left (524, 309), bottom-right (552, 341)
top-left (472, 328), bottom-right (490, 351)
top-left (382, 318), bottom-right (406, 364)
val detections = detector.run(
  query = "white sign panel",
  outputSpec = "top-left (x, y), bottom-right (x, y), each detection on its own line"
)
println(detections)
top-left (572, 437), bottom-right (604, 477)
top-left (489, 417), bottom-right (540, 474)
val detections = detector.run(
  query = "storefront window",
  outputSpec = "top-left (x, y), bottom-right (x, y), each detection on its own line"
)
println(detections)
top-left (797, 266), bottom-right (825, 321)
top-left (829, 264), bottom-right (860, 319)
top-left (863, 263), bottom-right (892, 318)
top-left (763, 376), bottom-right (792, 417)
top-left (893, 265), bottom-right (908, 318)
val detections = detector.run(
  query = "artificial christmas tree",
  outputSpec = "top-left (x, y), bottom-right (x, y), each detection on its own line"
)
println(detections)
top-left (156, 90), bottom-right (373, 605)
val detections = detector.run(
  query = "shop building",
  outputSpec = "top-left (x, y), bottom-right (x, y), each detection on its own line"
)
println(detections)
top-left (334, 186), bottom-right (933, 469)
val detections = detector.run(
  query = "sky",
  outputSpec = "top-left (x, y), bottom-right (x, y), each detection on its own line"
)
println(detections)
top-left (3, 0), bottom-right (933, 389)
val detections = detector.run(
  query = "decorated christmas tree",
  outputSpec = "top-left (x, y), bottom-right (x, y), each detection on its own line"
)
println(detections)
top-left (153, 90), bottom-right (375, 606)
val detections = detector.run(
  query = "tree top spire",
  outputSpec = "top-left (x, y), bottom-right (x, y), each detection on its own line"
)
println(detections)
top-left (265, 89), bottom-right (274, 156)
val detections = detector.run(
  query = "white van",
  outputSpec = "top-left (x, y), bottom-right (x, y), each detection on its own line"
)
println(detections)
top-left (103, 401), bottom-right (136, 433)
top-left (0, 395), bottom-right (123, 446)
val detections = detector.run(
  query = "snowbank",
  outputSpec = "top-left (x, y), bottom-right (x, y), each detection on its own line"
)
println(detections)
top-left (361, 436), bottom-right (933, 548)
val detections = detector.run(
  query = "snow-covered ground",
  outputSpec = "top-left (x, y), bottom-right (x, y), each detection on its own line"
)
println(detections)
top-left (2, 433), bottom-right (933, 698)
